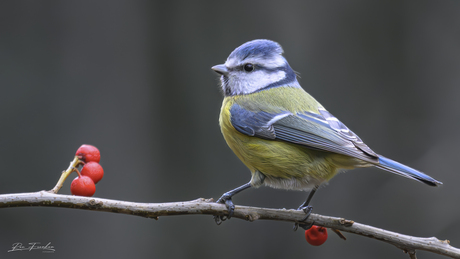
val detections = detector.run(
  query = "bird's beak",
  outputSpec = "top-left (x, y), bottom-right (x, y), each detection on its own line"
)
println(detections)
top-left (211, 64), bottom-right (229, 76)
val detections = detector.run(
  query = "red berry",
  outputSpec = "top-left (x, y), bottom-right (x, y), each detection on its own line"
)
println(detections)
top-left (70, 176), bottom-right (96, 197)
top-left (76, 144), bottom-right (101, 163)
top-left (81, 162), bottom-right (104, 184)
top-left (305, 225), bottom-right (328, 246)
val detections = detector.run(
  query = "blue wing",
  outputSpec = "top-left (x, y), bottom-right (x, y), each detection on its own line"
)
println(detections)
top-left (229, 103), bottom-right (378, 163)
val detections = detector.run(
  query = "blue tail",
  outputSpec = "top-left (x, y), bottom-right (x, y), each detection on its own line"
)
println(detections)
top-left (376, 156), bottom-right (442, 186)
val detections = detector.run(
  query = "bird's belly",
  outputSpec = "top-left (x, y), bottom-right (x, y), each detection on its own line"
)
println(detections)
top-left (222, 127), bottom-right (349, 190)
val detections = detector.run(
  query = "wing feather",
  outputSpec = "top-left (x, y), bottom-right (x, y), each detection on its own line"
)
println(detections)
top-left (229, 103), bottom-right (378, 163)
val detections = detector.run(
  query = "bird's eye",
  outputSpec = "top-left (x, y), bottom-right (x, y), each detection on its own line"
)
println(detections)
top-left (243, 63), bottom-right (254, 72)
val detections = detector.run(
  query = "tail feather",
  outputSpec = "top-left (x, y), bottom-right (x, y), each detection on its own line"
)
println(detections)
top-left (376, 156), bottom-right (442, 187)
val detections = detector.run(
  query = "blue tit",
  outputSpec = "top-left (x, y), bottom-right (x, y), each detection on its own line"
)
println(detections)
top-left (211, 39), bottom-right (442, 224)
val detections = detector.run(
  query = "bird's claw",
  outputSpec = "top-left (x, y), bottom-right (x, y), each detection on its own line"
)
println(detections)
top-left (293, 205), bottom-right (313, 231)
top-left (224, 198), bottom-right (235, 218)
top-left (214, 215), bottom-right (225, 225)
top-left (214, 195), bottom-right (235, 225)
top-left (300, 205), bottom-right (313, 221)
top-left (294, 221), bottom-right (315, 231)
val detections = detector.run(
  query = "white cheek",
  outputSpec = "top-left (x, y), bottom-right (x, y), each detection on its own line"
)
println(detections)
top-left (248, 70), bottom-right (286, 89)
top-left (231, 70), bottom-right (286, 94)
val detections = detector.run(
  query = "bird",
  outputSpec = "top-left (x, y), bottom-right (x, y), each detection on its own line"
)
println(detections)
top-left (211, 39), bottom-right (442, 226)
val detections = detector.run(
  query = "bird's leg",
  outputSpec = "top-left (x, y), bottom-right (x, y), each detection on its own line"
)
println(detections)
top-left (293, 186), bottom-right (318, 231)
top-left (297, 187), bottom-right (317, 211)
top-left (214, 182), bottom-right (252, 225)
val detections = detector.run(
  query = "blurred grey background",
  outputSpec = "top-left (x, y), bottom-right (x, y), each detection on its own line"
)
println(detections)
top-left (0, 1), bottom-right (459, 258)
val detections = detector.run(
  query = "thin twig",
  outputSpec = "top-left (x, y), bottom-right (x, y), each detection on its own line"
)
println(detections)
top-left (49, 156), bottom-right (81, 194)
top-left (0, 191), bottom-right (458, 258)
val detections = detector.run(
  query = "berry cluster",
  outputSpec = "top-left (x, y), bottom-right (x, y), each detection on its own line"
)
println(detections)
top-left (305, 225), bottom-right (328, 246)
top-left (70, 145), bottom-right (104, 197)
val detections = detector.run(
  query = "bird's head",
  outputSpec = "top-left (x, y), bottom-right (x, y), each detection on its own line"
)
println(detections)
top-left (212, 39), bottom-right (299, 96)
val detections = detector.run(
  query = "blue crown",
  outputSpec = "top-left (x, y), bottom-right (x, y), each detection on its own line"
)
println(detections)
top-left (228, 39), bottom-right (283, 60)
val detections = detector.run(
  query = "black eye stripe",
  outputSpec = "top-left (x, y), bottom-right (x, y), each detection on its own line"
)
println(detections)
top-left (228, 65), bottom-right (284, 72)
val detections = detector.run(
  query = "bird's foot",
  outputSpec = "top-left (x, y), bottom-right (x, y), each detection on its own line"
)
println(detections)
top-left (293, 205), bottom-right (313, 231)
top-left (213, 194), bottom-right (235, 225)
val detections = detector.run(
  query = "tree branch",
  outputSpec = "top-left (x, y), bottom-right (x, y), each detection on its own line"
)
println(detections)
top-left (0, 191), bottom-right (458, 258)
